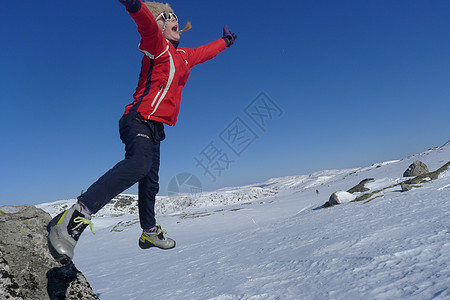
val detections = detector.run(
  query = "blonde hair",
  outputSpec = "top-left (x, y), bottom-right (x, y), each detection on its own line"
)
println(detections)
top-left (144, 2), bottom-right (173, 19)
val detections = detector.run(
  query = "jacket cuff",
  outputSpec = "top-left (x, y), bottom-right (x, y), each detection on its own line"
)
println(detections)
top-left (222, 37), bottom-right (231, 47)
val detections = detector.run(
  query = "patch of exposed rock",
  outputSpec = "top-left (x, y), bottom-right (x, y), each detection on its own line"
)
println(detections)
top-left (0, 205), bottom-right (98, 300)
top-left (403, 160), bottom-right (429, 177)
top-left (346, 178), bottom-right (375, 193)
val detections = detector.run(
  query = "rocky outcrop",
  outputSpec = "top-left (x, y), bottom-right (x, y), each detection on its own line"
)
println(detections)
top-left (0, 205), bottom-right (98, 300)
top-left (323, 191), bottom-right (356, 208)
top-left (400, 182), bottom-right (412, 192)
top-left (347, 178), bottom-right (375, 193)
top-left (403, 160), bottom-right (429, 177)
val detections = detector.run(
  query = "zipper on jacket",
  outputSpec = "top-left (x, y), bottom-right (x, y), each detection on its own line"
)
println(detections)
top-left (151, 85), bottom-right (164, 107)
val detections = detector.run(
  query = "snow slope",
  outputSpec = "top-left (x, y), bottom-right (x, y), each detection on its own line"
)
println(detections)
top-left (36, 142), bottom-right (450, 299)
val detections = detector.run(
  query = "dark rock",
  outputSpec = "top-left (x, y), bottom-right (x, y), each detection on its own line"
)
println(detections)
top-left (0, 205), bottom-right (98, 300)
top-left (323, 193), bottom-right (340, 208)
top-left (401, 182), bottom-right (412, 192)
top-left (403, 161), bottom-right (429, 177)
top-left (327, 192), bottom-right (340, 207)
top-left (347, 178), bottom-right (375, 194)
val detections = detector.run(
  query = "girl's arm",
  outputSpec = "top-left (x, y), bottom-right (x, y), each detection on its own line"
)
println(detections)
top-left (120, 0), bottom-right (166, 58)
top-left (183, 26), bottom-right (236, 67)
top-left (182, 39), bottom-right (227, 68)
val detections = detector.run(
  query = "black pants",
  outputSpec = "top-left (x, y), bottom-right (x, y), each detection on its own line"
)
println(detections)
top-left (79, 111), bottom-right (165, 229)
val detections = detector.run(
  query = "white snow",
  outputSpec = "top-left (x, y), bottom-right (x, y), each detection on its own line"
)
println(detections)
top-left (36, 142), bottom-right (450, 299)
top-left (365, 177), bottom-right (399, 190)
top-left (333, 190), bottom-right (356, 203)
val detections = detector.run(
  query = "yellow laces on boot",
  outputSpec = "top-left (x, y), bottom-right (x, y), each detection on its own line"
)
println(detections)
top-left (72, 216), bottom-right (95, 234)
top-left (155, 225), bottom-right (168, 235)
top-left (157, 228), bottom-right (168, 235)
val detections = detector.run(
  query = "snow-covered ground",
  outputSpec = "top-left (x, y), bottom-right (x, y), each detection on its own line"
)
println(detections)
top-left (37, 142), bottom-right (450, 299)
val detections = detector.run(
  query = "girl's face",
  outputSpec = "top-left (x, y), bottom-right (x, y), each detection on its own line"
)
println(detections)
top-left (156, 13), bottom-right (180, 41)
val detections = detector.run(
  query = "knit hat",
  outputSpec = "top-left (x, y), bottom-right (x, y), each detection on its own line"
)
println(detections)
top-left (144, 1), bottom-right (192, 34)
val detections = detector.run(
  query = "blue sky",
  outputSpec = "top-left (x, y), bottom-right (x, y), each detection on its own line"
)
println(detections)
top-left (1, 0), bottom-right (449, 207)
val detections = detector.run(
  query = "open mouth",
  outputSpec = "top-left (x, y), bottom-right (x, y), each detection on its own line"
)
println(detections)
top-left (171, 25), bottom-right (178, 33)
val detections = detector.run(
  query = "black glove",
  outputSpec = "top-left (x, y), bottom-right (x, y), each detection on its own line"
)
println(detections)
top-left (118, 0), bottom-right (141, 13)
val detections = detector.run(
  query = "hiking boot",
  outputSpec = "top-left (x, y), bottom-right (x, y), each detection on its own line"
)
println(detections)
top-left (47, 203), bottom-right (94, 265)
top-left (138, 225), bottom-right (176, 250)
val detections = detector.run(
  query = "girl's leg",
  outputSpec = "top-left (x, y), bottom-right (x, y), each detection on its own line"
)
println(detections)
top-left (137, 142), bottom-right (160, 230)
top-left (79, 112), bottom-right (156, 214)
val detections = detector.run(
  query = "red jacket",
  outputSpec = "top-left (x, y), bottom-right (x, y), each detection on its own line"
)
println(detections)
top-left (123, 3), bottom-right (227, 126)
